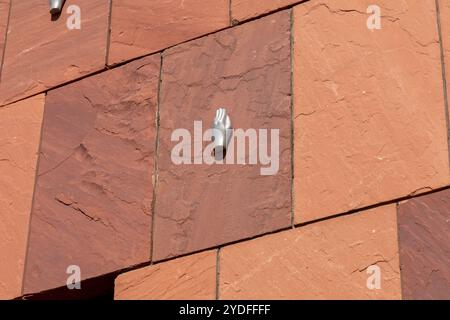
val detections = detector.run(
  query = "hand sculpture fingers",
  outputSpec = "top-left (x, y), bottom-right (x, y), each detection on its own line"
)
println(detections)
top-left (212, 108), bottom-right (232, 161)
top-left (218, 108), bottom-right (225, 123)
top-left (214, 109), bottom-right (222, 125)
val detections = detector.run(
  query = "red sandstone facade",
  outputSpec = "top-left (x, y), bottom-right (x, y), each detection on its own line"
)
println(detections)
top-left (0, 0), bottom-right (449, 300)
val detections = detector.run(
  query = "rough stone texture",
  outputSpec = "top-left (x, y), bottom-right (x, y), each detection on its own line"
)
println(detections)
top-left (294, 0), bottom-right (450, 223)
top-left (0, 95), bottom-right (45, 299)
top-left (440, 0), bottom-right (450, 110)
top-left (22, 55), bottom-right (160, 295)
top-left (0, 0), bottom-right (9, 78)
top-left (108, 0), bottom-right (230, 65)
top-left (397, 190), bottom-right (450, 299)
top-left (153, 11), bottom-right (292, 261)
top-left (220, 205), bottom-right (401, 299)
top-left (115, 250), bottom-right (217, 300)
top-left (231, 0), bottom-right (304, 23)
top-left (0, 0), bottom-right (109, 106)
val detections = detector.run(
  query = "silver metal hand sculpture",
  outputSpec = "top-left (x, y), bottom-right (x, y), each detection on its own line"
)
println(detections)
top-left (50, 0), bottom-right (65, 15)
top-left (212, 108), bottom-right (232, 160)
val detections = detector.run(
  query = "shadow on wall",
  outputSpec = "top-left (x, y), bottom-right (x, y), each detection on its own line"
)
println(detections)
top-left (15, 272), bottom-right (117, 300)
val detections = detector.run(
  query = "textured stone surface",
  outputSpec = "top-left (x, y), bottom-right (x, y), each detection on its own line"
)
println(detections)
top-left (397, 190), bottom-right (450, 299)
top-left (0, 0), bottom-right (109, 106)
top-left (220, 205), bottom-right (401, 299)
top-left (153, 11), bottom-right (292, 261)
top-left (108, 0), bottom-right (229, 65)
top-left (294, 0), bottom-right (450, 223)
top-left (231, 0), bottom-right (304, 23)
top-left (0, 0), bottom-right (9, 78)
top-left (115, 250), bottom-right (217, 300)
top-left (22, 55), bottom-right (160, 295)
top-left (440, 0), bottom-right (450, 107)
top-left (0, 95), bottom-right (45, 299)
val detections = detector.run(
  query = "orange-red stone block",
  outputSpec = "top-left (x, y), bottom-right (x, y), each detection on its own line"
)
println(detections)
top-left (440, 0), bottom-right (450, 105)
top-left (231, 0), bottom-right (303, 23)
top-left (220, 205), bottom-right (401, 299)
top-left (293, 0), bottom-right (450, 223)
top-left (0, 0), bottom-right (109, 106)
top-left (108, 0), bottom-right (230, 65)
top-left (0, 95), bottom-right (45, 299)
top-left (0, 0), bottom-right (9, 78)
top-left (115, 250), bottom-right (217, 300)
top-left (153, 11), bottom-right (292, 261)
top-left (397, 189), bottom-right (450, 300)
top-left (22, 55), bottom-right (160, 295)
